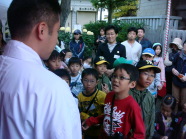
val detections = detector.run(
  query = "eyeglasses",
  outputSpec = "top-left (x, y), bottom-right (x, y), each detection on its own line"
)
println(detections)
top-left (111, 74), bottom-right (130, 81)
top-left (141, 72), bottom-right (155, 78)
top-left (83, 79), bottom-right (96, 84)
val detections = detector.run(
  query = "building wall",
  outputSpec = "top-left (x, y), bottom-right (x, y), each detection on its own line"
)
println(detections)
top-left (137, 0), bottom-right (167, 16)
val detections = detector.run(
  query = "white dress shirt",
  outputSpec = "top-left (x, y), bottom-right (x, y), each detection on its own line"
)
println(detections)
top-left (0, 40), bottom-right (81, 139)
top-left (121, 40), bottom-right (142, 65)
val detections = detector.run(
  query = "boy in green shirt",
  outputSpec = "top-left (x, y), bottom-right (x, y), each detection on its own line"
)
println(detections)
top-left (129, 60), bottom-right (161, 139)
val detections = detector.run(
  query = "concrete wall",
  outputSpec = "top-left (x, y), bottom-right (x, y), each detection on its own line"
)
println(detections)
top-left (137, 0), bottom-right (168, 16)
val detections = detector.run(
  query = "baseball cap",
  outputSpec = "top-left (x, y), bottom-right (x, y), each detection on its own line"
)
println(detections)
top-left (142, 48), bottom-right (155, 57)
top-left (74, 29), bottom-right (81, 34)
top-left (94, 56), bottom-right (109, 65)
top-left (113, 57), bottom-right (133, 68)
top-left (136, 60), bottom-right (161, 73)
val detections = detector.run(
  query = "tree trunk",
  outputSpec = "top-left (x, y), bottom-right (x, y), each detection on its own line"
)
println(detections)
top-left (60, 0), bottom-right (71, 27)
top-left (108, 3), bottom-right (113, 24)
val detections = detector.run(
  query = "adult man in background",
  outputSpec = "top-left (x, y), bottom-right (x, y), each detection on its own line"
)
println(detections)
top-left (0, 0), bottom-right (81, 138)
top-left (136, 27), bottom-right (152, 51)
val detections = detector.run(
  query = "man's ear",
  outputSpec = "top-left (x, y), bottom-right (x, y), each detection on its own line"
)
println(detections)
top-left (129, 81), bottom-right (136, 89)
top-left (37, 22), bottom-right (48, 40)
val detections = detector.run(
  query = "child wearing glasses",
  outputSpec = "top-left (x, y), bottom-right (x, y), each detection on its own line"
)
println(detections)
top-left (78, 68), bottom-right (106, 139)
top-left (82, 64), bottom-right (145, 138)
top-left (129, 60), bottom-right (161, 139)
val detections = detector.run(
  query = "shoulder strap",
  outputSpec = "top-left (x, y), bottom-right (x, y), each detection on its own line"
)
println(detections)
top-left (85, 90), bottom-right (99, 113)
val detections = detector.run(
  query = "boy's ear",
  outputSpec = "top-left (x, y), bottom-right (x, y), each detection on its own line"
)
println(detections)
top-left (129, 81), bottom-right (136, 89)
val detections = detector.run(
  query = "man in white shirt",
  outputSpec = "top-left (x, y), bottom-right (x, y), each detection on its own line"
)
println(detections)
top-left (121, 27), bottom-right (142, 65)
top-left (0, 0), bottom-right (81, 139)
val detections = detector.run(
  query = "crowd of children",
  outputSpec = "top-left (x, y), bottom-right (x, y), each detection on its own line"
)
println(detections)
top-left (42, 26), bottom-right (186, 139)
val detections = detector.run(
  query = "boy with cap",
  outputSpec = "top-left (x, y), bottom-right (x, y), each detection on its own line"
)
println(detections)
top-left (141, 48), bottom-right (162, 96)
top-left (129, 60), bottom-right (161, 139)
top-left (70, 29), bottom-right (85, 59)
top-left (94, 56), bottom-right (111, 93)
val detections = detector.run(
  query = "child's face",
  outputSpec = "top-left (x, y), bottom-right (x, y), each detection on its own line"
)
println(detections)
top-left (69, 63), bottom-right (81, 76)
top-left (161, 104), bottom-right (172, 118)
top-left (82, 74), bottom-right (98, 93)
top-left (64, 52), bottom-right (72, 59)
top-left (47, 57), bottom-right (61, 71)
top-left (111, 69), bottom-right (135, 94)
top-left (83, 58), bottom-right (92, 65)
top-left (100, 29), bottom-right (105, 36)
top-left (142, 54), bottom-right (154, 61)
top-left (74, 33), bottom-right (81, 40)
top-left (138, 69), bottom-right (155, 89)
top-left (155, 46), bottom-right (161, 56)
top-left (95, 63), bottom-right (107, 75)
top-left (61, 76), bottom-right (70, 86)
top-left (106, 29), bottom-right (117, 44)
top-left (127, 31), bottom-right (137, 41)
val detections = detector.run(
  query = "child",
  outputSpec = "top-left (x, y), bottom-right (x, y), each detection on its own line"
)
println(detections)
top-left (141, 48), bottom-right (162, 96)
top-left (82, 56), bottom-right (92, 69)
top-left (153, 95), bottom-right (177, 139)
top-left (129, 60), bottom-right (161, 139)
top-left (94, 56), bottom-right (111, 93)
top-left (96, 27), bottom-right (106, 47)
top-left (45, 50), bottom-right (61, 71)
top-left (60, 48), bottom-right (72, 65)
top-left (53, 69), bottom-right (78, 105)
top-left (172, 40), bottom-right (186, 112)
top-left (70, 29), bottom-right (85, 59)
top-left (78, 68), bottom-right (106, 138)
top-left (82, 64), bottom-right (145, 138)
top-left (174, 103), bottom-right (186, 139)
top-left (68, 57), bottom-right (84, 96)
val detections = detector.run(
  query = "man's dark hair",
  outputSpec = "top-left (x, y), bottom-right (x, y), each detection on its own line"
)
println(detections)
top-left (53, 69), bottom-right (71, 82)
top-left (137, 27), bottom-right (145, 33)
top-left (47, 50), bottom-right (60, 61)
top-left (127, 27), bottom-right (137, 35)
top-left (8, 0), bottom-right (61, 38)
top-left (105, 25), bottom-right (119, 34)
top-left (82, 68), bottom-right (99, 80)
top-left (68, 57), bottom-right (82, 66)
top-left (114, 64), bottom-right (139, 82)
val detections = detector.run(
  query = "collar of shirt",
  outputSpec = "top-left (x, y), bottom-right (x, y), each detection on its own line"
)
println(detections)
top-left (3, 40), bottom-right (43, 66)
top-left (107, 43), bottom-right (117, 53)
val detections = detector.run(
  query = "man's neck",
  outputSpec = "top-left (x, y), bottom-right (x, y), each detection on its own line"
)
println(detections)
top-left (135, 84), bottom-right (146, 91)
top-left (127, 39), bottom-right (135, 44)
top-left (138, 37), bottom-right (143, 41)
top-left (108, 41), bottom-right (116, 45)
top-left (115, 91), bottom-right (129, 100)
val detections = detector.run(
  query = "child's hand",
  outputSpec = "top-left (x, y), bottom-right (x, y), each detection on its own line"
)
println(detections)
top-left (102, 83), bottom-right (109, 93)
top-left (82, 120), bottom-right (90, 131)
top-left (172, 68), bottom-right (179, 76)
top-left (158, 85), bottom-right (163, 90)
top-left (161, 136), bottom-right (168, 139)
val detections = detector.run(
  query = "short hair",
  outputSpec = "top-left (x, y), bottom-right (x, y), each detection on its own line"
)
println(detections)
top-left (68, 57), bottom-right (82, 66)
top-left (152, 43), bottom-right (163, 57)
top-left (162, 95), bottom-right (176, 111)
top-left (105, 25), bottom-right (119, 34)
top-left (83, 56), bottom-right (92, 63)
top-left (47, 50), bottom-right (60, 61)
top-left (127, 27), bottom-right (137, 35)
top-left (53, 69), bottom-right (71, 82)
top-left (82, 68), bottom-right (99, 80)
top-left (114, 64), bottom-right (139, 82)
top-left (8, 0), bottom-right (61, 38)
top-left (137, 27), bottom-right (145, 33)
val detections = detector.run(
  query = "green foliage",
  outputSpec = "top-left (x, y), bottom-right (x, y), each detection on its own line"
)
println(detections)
top-left (58, 31), bottom-right (71, 49)
top-left (82, 32), bottom-right (95, 57)
top-left (84, 20), bottom-right (144, 43)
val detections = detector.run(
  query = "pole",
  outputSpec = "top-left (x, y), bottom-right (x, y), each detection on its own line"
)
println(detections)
top-left (163, 0), bottom-right (172, 59)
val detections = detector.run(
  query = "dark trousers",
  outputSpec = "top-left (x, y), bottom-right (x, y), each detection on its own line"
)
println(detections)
top-left (165, 71), bottom-right (173, 94)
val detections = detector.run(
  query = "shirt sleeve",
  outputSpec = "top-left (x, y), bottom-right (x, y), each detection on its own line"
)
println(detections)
top-left (120, 44), bottom-right (126, 58)
top-left (148, 97), bottom-right (155, 138)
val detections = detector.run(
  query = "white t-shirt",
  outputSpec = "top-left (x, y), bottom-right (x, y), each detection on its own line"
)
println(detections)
top-left (0, 40), bottom-right (82, 139)
top-left (71, 73), bottom-right (84, 96)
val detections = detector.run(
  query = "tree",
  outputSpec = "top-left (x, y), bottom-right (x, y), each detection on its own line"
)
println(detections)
top-left (60, 0), bottom-right (71, 27)
top-left (90, 0), bottom-right (134, 24)
top-left (113, 0), bottom-right (138, 18)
